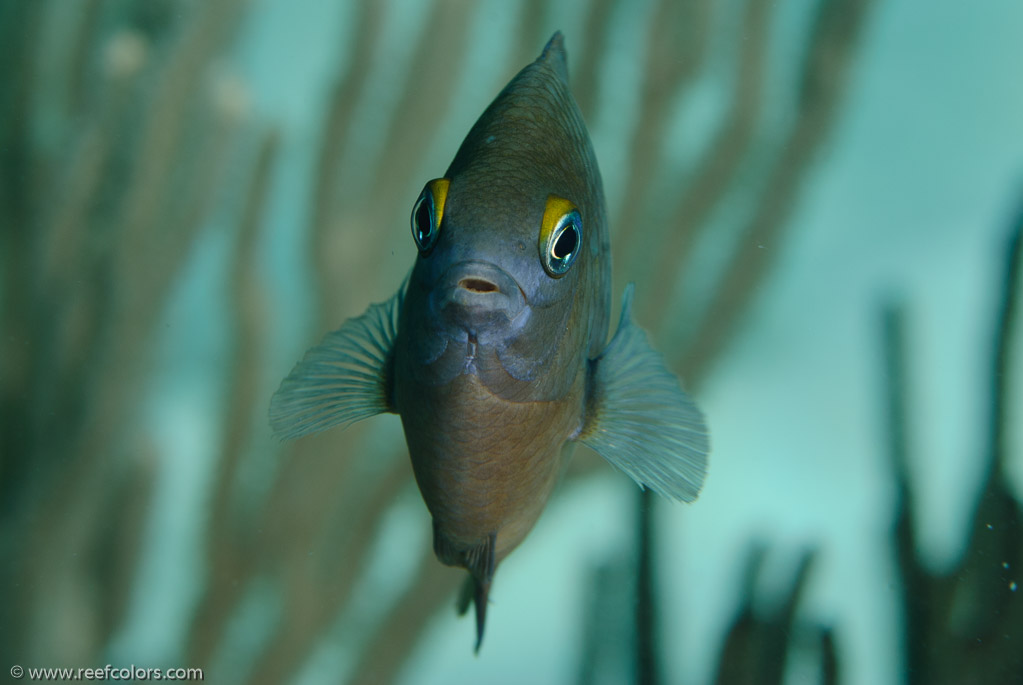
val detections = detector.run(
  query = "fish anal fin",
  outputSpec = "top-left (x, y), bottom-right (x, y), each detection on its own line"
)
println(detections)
top-left (473, 575), bottom-right (492, 654)
top-left (437, 527), bottom-right (497, 652)
top-left (467, 532), bottom-right (497, 653)
top-left (268, 284), bottom-right (403, 441)
top-left (580, 284), bottom-right (710, 502)
top-left (464, 530), bottom-right (496, 582)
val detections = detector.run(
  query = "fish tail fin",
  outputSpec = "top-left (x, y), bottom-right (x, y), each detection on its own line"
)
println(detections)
top-left (456, 574), bottom-right (473, 616)
top-left (453, 572), bottom-right (489, 652)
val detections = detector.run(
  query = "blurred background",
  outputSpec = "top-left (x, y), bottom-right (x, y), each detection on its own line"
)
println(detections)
top-left (1, 0), bottom-right (1021, 683)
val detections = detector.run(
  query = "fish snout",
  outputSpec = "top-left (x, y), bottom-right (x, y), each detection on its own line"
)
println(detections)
top-left (436, 261), bottom-right (526, 329)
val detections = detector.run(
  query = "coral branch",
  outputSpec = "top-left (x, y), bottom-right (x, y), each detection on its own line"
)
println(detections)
top-left (673, 0), bottom-right (876, 385)
top-left (345, 546), bottom-right (462, 685)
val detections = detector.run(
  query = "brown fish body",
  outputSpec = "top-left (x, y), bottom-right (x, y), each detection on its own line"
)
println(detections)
top-left (395, 368), bottom-right (580, 564)
top-left (392, 35), bottom-right (608, 583)
top-left (270, 32), bottom-right (709, 652)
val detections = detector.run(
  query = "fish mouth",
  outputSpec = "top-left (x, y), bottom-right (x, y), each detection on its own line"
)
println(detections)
top-left (458, 278), bottom-right (499, 294)
top-left (434, 260), bottom-right (527, 331)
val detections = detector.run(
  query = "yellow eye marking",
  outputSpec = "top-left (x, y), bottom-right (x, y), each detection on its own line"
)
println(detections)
top-left (538, 195), bottom-right (582, 278)
top-left (427, 178), bottom-right (450, 228)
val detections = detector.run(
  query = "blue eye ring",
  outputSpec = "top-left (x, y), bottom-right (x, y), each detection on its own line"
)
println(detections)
top-left (411, 178), bottom-right (449, 254)
top-left (539, 199), bottom-right (582, 278)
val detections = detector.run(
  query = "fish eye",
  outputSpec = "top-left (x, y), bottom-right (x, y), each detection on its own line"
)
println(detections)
top-left (411, 178), bottom-right (450, 254)
top-left (547, 212), bottom-right (581, 274)
top-left (539, 196), bottom-right (582, 278)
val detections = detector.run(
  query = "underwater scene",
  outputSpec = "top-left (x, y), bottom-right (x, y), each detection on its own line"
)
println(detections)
top-left (1, 0), bottom-right (1021, 684)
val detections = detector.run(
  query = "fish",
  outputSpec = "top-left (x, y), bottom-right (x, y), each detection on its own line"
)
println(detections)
top-left (269, 32), bottom-right (709, 651)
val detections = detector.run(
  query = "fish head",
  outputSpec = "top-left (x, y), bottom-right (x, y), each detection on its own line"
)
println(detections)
top-left (399, 33), bottom-right (610, 401)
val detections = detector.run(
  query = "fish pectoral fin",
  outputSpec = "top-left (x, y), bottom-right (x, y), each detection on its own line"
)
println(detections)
top-left (268, 284), bottom-right (403, 440)
top-left (580, 283), bottom-right (709, 502)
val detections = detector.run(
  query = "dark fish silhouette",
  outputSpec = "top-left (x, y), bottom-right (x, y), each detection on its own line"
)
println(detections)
top-left (270, 32), bottom-right (709, 651)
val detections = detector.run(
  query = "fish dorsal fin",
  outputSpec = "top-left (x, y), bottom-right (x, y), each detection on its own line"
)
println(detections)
top-left (539, 31), bottom-right (569, 84)
top-left (580, 284), bottom-right (709, 502)
top-left (269, 285), bottom-right (403, 440)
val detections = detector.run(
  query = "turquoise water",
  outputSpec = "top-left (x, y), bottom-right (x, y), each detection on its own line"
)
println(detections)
top-left (2, 1), bottom-right (1021, 684)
